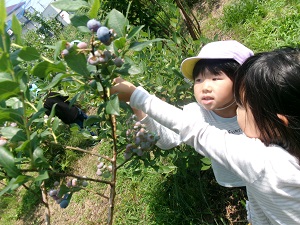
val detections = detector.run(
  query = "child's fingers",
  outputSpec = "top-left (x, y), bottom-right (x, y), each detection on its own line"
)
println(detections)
top-left (112, 77), bottom-right (124, 85)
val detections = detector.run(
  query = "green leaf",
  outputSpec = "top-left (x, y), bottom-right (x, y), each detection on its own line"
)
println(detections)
top-left (0, 107), bottom-right (23, 124)
top-left (27, 108), bottom-right (47, 127)
top-left (0, 178), bottom-right (19, 196)
top-left (0, 146), bottom-right (20, 177)
top-left (113, 37), bottom-right (126, 50)
top-left (0, 30), bottom-right (11, 53)
top-left (52, 117), bottom-right (60, 131)
top-left (5, 79), bottom-right (19, 94)
top-left (106, 96), bottom-right (120, 115)
top-left (85, 115), bottom-right (100, 126)
top-left (0, 0), bottom-right (7, 35)
top-left (43, 73), bottom-right (73, 90)
top-left (201, 165), bottom-right (211, 171)
top-left (1, 127), bottom-right (27, 142)
top-left (106, 9), bottom-right (129, 38)
top-left (115, 63), bottom-right (142, 75)
top-left (0, 72), bottom-right (12, 81)
top-left (51, 0), bottom-right (89, 11)
top-left (33, 147), bottom-right (48, 164)
top-left (11, 14), bottom-right (22, 45)
top-left (18, 47), bottom-right (40, 61)
top-left (57, 184), bottom-right (70, 198)
top-left (70, 15), bottom-right (90, 28)
top-left (31, 61), bottom-right (66, 78)
top-left (14, 175), bottom-right (32, 185)
top-left (89, 0), bottom-right (100, 19)
top-left (54, 40), bottom-right (66, 61)
top-left (64, 49), bottom-right (89, 76)
top-left (200, 157), bottom-right (211, 165)
top-left (77, 26), bottom-right (91, 33)
top-left (0, 52), bottom-right (12, 72)
top-left (127, 25), bottom-right (145, 40)
top-left (34, 170), bottom-right (49, 182)
top-left (10, 49), bottom-right (22, 66)
top-left (129, 38), bottom-right (164, 51)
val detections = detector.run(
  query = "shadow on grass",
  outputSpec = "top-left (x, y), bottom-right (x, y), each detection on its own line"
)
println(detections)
top-left (147, 153), bottom-right (248, 225)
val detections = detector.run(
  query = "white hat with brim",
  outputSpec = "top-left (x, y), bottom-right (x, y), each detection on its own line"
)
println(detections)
top-left (180, 40), bottom-right (254, 80)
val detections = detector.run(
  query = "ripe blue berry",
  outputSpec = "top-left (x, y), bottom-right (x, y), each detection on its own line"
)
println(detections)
top-left (60, 199), bottom-right (69, 208)
top-left (49, 189), bottom-right (58, 197)
top-left (87, 19), bottom-right (101, 32)
top-left (82, 181), bottom-right (88, 187)
top-left (113, 57), bottom-right (124, 67)
top-left (96, 26), bottom-right (112, 45)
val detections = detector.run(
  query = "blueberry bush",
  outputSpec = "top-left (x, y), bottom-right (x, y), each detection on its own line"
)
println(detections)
top-left (0, 0), bottom-right (175, 224)
top-left (0, 0), bottom-right (218, 224)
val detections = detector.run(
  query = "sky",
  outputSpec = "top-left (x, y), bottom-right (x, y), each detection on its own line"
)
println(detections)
top-left (5, 0), bottom-right (54, 12)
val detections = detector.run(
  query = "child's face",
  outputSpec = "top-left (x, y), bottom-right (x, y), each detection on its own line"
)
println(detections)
top-left (193, 70), bottom-right (235, 113)
top-left (236, 105), bottom-right (260, 138)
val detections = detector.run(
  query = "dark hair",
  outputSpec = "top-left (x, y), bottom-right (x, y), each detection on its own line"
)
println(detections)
top-left (192, 59), bottom-right (240, 81)
top-left (234, 47), bottom-right (300, 161)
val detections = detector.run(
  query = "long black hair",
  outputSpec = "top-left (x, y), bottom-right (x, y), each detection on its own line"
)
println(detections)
top-left (234, 47), bottom-right (300, 161)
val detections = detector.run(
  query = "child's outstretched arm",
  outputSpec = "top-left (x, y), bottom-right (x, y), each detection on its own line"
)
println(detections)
top-left (111, 77), bottom-right (137, 102)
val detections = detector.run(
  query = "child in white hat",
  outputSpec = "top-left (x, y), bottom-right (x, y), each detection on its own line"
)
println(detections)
top-left (124, 40), bottom-right (254, 188)
top-left (112, 46), bottom-right (300, 224)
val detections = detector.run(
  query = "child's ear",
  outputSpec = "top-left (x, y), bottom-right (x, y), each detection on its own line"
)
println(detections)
top-left (277, 114), bottom-right (289, 126)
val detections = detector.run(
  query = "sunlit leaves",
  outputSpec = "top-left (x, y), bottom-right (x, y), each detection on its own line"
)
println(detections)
top-left (0, 146), bottom-right (21, 177)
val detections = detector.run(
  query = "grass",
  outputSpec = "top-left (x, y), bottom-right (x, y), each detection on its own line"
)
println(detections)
top-left (203, 0), bottom-right (300, 52)
top-left (1, 0), bottom-right (300, 224)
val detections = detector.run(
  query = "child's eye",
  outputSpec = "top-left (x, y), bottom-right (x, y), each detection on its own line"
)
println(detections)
top-left (195, 78), bottom-right (202, 83)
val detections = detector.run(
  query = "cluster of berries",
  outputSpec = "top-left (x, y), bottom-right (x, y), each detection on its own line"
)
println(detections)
top-left (124, 115), bottom-right (159, 160)
top-left (87, 19), bottom-right (116, 46)
top-left (86, 19), bottom-right (124, 67)
top-left (87, 49), bottom-right (124, 67)
top-left (48, 179), bottom-right (88, 209)
top-left (61, 40), bottom-right (88, 57)
top-left (96, 159), bottom-right (112, 177)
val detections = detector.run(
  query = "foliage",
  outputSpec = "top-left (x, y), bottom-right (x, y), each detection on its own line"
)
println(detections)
top-left (3, 0), bottom-right (298, 224)
top-left (221, 0), bottom-right (300, 51)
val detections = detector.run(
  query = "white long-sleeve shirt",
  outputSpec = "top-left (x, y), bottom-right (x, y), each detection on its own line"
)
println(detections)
top-left (130, 86), bottom-right (300, 225)
top-left (141, 101), bottom-right (245, 187)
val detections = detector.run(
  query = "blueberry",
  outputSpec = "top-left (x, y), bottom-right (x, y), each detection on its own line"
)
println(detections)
top-left (87, 19), bottom-right (101, 32)
top-left (60, 199), bottom-right (69, 208)
top-left (61, 49), bottom-right (69, 57)
top-left (113, 57), bottom-right (124, 67)
top-left (49, 189), bottom-right (58, 197)
top-left (96, 26), bottom-right (112, 45)
top-left (87, 55), bottom-right (100, 65)
top-left (77, 42), bottom-right (88, 49)
top-left (82, 181), bottom-right (88, 187)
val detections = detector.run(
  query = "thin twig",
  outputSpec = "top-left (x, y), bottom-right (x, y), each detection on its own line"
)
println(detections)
top-left (65, 146), bottom-right (112, 162)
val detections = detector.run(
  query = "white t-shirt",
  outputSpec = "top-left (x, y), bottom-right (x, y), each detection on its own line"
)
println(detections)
top-left (141, 101), bottom-right (245, 187)
top-left (130, 86), bottom-right (300, 225)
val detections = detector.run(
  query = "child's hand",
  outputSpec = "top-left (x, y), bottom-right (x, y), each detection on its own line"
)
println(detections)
top-left (111, 77), bottom-right (137, 102)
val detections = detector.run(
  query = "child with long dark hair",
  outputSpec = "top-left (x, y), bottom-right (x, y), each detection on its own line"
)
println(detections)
top-left (112, 47), bottom-right (300, 224)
